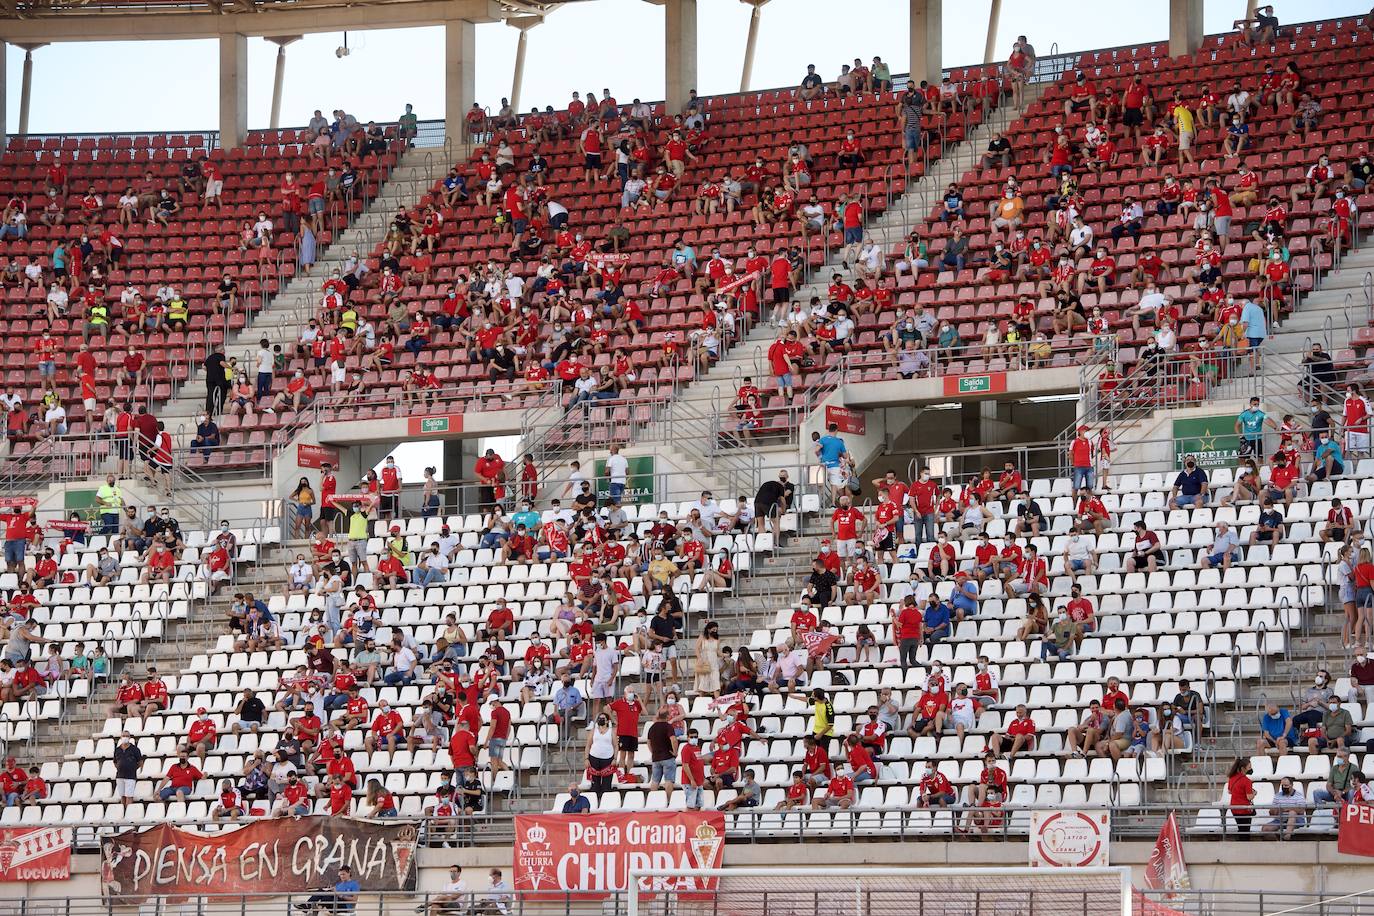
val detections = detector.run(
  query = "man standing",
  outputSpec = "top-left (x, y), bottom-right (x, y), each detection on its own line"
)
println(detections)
top-left (815, 424), bottom-right (849, 501)
top-left (605, 444), bottom-right (629, 503)
top-left (1069, 426), bottom-right (1094, 491)
top-left (203, 343), bottom-right (229, 415)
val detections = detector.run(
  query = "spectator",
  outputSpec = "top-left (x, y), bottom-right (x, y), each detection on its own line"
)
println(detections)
top-left (1200, 522), bottom-right (1241, 571)
top-left (1257, 700), bottom-right (1293, 756)
top-left (1262, 778), bottom-right (1307, 840)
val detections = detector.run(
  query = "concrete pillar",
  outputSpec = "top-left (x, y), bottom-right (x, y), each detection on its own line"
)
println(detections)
top-left (983, 0), bottom-right (1002, 65)
top-left (0, 43), bottom-right (8, 152)
top-left (910, 0), bottom-right (942, 88)
top-left (1169, 0), bottom-right (1204, 57)
top-left (219, 33), bottom-right (248, 150)
top-left (511, 25), bottom-right (530, 112)
top-left (1246, 0), bottom-right (1259, 18)
top-left (739, 0), bottom-right (767, 93)
top-left (664, 0), bottom-right (697, 114)
top-left (17, 44), bottom-right (46, 137)
top-left (444, 18), bottom-right (476, 148)
top-left (266, 36), bottom-right (300, 131)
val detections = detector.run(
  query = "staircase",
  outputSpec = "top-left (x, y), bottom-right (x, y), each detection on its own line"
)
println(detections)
top-left (154, 146), bottom-right (459, 432)
top-left (26, 543), bottom-right (287, 768)
top-left (1259, 246), bottom-right (1374, 357)
top-left (666, 88), bottom-right (1048, 422)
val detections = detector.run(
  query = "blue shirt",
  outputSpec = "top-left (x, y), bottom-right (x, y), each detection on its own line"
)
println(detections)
top-left (512, 509), bottom-right (540, 531)
top-left (1260, 709), bottom-right (1291, 739)
top-left (923, 603), bottom-right (951, 632)
top-left (562, 794), bottom-right (591, 813)
top-left (1316, 438), bottom-right (1344, 466)
top-left (817, 435), bottom-right (847, 467)
top-left (1238, 408), bottom-right (1266, 440)
top-left (1239, 300), bottom-right (1267, 340)
top-left (1174, 467), bottom-right (1208, 496)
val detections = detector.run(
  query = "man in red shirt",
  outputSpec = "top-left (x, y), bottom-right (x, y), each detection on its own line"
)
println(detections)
top-left (486, 701), bottom-right (513, 773)
top-left (679, 727), bottom-right (707, 810)
top-left (326, 773), bottom-right (353, 816)
top-left (448, 718), bottom-right (479, 774)
top-left (365, 700), bottom-right (405, 753)
top-left (1069, 426), bottom-right (1095, 491)
top-left (1008, 545), bottom-right (1048, 597)
top-left (830, 497), bottom-right (864, 558)
top-left (813, 770), bottom-right (855, 809)
top-left (379, 456), bottom-right (402, 518)
top-left (157, 750), bottom-right (203, 802)
top-left (990, 704), bottom-right (1038, 759)
top-left (767, 331), bottom-right (802, 400)
top-left (273, 771), bottom-right (312, 817)
top-left (187, 707), bottom-right (218, 767)
top-left (608, 689), bottom-right (644, 776)
top-left (473, 448), bottom-right (506, 510)
top-left (917, 762), bottom-right (956, 807)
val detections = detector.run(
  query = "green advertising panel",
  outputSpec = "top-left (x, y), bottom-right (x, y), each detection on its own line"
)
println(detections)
top-left (1172, 415), bottom-right (1240, 470)
top-left (593, 455), bottom-right (656, 505)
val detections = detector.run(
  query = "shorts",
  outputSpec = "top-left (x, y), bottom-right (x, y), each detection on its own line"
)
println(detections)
top-left (1207, 550), bottom-right (1239, 566)
top-left (825, 465), bottom-right (847, 487)
top-left (1346, 431), bottom-right (1370, 453)
top-left (903, 128), bottom-right (922, 151)
top-left (116, 778), bottom-right (137, 798)
top-left (617, 735), bottom-right (638, 752)
top-left (3, 538), bottom-right (24, 565)
top-left (835, 538), bottom-right (857, 558)
top-left (1123, 108), bottom-right (1144, 126)
top-left (844, 226), bottom-right (862, 245)
top-left (1311, 460), bottom-right (1344, 481)
top-left (1247, 337), bottom-right (1264, 349)
top-left (771, 286), bottom-right (789, 303)
top-left (1178, 131), bottom-right (1194, 151)
top-left (776, 372), bottom-right (794, 389)
top-left (205, 179), bottom-right (224, 197)
top-left (584, 153), bottom-right (603, 169)
top-left (1070, 98), bottom-right (1091, 113)
top-left (651, 759), bottom-right (678, 784)
top-left (295, 503), bottom-right (313, 519)
top-left (488, 738), bottom-right (506, 760)
top-left (308, 198), bottom-right (326, 214)
top-left (715, 773), bottom-right (735, 788)
top-left (1174, 493), bottom-right (1203, 507)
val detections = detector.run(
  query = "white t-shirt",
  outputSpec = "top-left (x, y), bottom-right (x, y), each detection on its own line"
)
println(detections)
top-left (45, 405), bottom-right (66, 424)
top-left (606, 453), bottom-right (629, 484)
top-left (256, 348), bottom-right (273, 374)
top-left (1137, 291), bottom-right (1168, 313)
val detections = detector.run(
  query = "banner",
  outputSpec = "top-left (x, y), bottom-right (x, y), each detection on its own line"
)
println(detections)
top-left (587, 252), bottom-right (631, 269)
top-left (1029, 810), bottom-right (1110, 868)
top-left (824, 405), bottom-right (867, 435)
top-left (0, 496), bottom-right (36, 513)
top-left (1338, 803), bottom-right (1374, 857)
top-left (800, 629), bottom-right (839, 659)
top-left (45, 520), bottom-right (90, 533)
top-left (0, 827), bottom-right (72, 882)
top-left (593, 455), bottom-right (655, 506)
top-left (297, 444), bottom-right (340, 469)
top-left (1172, 415), bottom-right (1240, 470)
top-left (716, 269), bottom-right (762, 296)
top-left (1142, 811), bottom-right (1190, 896)
top-left (102, 816), bottom-right (418, 903)
top-left (513, 811), bottom-right (725, 898)
top-left (1131, 890), bottom-right (1192, 916)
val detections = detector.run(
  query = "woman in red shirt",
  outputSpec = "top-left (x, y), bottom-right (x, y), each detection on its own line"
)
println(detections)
top-left (1226, 757), bottom-right (1256, 835)
top-left (365, 778), bottom-right (398, 817)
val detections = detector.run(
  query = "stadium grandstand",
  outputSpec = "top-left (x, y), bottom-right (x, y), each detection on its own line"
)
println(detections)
top-left (4, 0), bottom-right (1374, 913)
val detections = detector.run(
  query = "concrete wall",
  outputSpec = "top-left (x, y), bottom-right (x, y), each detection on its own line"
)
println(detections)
top-left (22, 839), bottom-right (1374, 904)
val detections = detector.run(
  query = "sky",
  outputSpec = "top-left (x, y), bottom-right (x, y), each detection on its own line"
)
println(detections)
top-left (5, 0), bottom-right (1370, 135)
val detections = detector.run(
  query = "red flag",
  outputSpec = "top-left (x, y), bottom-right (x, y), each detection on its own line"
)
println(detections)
top-left (800, 629), bottom-right (839, 659)
top-left (1142, 811), bottom-right (1190, 897)
top-left (708, 692), bottom-right (745, 711)
top-left (1338, 803), bottom-right (1374, 857)
top-left (716, 269), bottom-right (762, 296)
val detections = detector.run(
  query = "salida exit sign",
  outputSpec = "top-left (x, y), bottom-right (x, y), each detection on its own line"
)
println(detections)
top-left (943, 373), bottom-right (1008, 397)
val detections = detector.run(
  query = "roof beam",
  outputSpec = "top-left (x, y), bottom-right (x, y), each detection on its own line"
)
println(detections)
top-left (0, 0), bottom-right (504, 42)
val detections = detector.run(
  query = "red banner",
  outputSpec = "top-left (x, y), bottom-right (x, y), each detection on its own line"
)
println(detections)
top-left (716, 269), bottom-right (762, 296)
top-left (513, 811), bottom-right (725, 898)
top-left (800, 629), bottom-right (840, 659)
top-left (1338, 803), bottom-right (1374, 857)
top-left (102, 816), bottom-right (418, 903)
top-left (297, 443), bottom-right (340, 469)
top-left (587, 252), bottom-right (631, 269)
top-left (0, 497), bottom-right (36, 513)
top-left (825, 405), bottom-right (867, 435)
top-left (45, 520), bottom-right (90, 533)
top-left (0, 827), bottom-right (71, 882)
top-left (1142, 811), bottom-right (1190, 895)
top-left (1131, 890), bottom-right (1192, 916)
